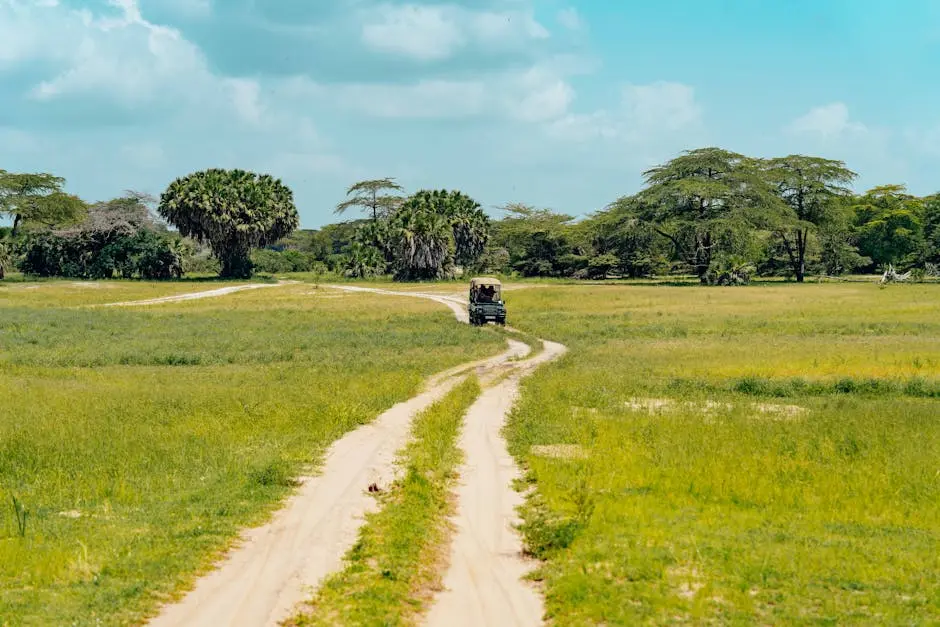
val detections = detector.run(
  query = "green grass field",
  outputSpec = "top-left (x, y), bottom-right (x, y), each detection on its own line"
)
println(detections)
top-left (505, 283), bottom-right (940, 625)
top-left (4, 278), bottom-right (939, 625)
top-left (0, 282), bottom-right (503, 625)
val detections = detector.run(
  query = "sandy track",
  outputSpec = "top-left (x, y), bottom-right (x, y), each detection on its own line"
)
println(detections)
top-left (149, 343), bottom-right (527, 627)
top-left (424, 343), bottom-right (566, 627)
top-left (326, 284), bottom-right (469, 323)
top-left (96, 283), bottom-right (285, 307)
top-left (332, 285), bottom-right (567, 627)
top-left (147, 283), bottom-right (563, 626)
top-left (146, 287), bottom-right (528, 627)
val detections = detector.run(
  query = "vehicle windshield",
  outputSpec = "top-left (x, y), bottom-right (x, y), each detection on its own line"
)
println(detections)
top-left (473, 285), bottom-right (500, 303)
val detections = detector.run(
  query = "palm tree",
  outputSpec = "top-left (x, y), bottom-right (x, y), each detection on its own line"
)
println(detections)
top-left (389, 204), bottom-right (454, 280)
top-left (158, 168), bottom-right (299, 278)
top-left (446, 195), bottom-right (489, 267)
top-left (344, 242), bottom-right (385, 278)
top-left (401, 189), bottom-right (489, 269)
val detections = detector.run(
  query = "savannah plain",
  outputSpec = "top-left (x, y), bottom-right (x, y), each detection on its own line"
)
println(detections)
top-left (1, 277), bottom-right (937, 625)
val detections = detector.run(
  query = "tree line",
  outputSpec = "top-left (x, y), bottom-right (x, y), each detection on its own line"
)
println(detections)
top-left (265, 148), bottom-right (940, 284)
top-left (0, 168), bottom-right (297, 279)
top-left (2, 147), bottom-right (939, 283)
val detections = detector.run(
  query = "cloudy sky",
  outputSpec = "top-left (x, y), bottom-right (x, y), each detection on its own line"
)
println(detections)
top-left (2, 0), bottom-right (939, 227)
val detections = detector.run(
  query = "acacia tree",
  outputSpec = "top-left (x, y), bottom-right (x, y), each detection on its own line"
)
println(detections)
top-left (334, 177), bottom-right (405, 223)
top-left (489, 203), bottom-right (577, 277)
top-left (852, 185), bottom-right (924, 270)
top-left (158, 169), bottom-right (299, 278)
top-left (0, 170), bottom-right (87, 235)
top-left (762, 155), bottom-right (856, 281)
top-left (635, 147), bottom-right (781, 282)
top-left (591, 197), bottom-right (669, 278)
top-left (921, 194), bottom-right (940, 265)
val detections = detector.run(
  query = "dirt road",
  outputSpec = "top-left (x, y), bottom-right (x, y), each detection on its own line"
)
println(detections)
top-left (146, 284), bottom-right (563, 626)
top-left (331, 285), bottom-right (567, 627)
top-left (97, 283), bottom-right (286, 307)
top-left (329, 284), bottom-right (470, 323)
top-left (424, 340), bottom-right (566, 627)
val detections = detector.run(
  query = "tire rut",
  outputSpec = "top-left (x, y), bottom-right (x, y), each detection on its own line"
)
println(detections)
top-left (329, 284), bottom-right (566, 627)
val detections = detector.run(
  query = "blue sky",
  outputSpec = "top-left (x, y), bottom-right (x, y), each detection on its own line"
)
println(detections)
top-left (2, 0), bottom-right (939, 228)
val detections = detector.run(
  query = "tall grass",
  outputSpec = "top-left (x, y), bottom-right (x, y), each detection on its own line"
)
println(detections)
top-left (0, 283), bottom-right (502, 625)
top-left (504, 283), bottom-right (940, 624)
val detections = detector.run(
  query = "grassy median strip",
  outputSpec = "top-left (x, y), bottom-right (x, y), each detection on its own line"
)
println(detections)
top-left (288, 375), bottom-right (481, 626)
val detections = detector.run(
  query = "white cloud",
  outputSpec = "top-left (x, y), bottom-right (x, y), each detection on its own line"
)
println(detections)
top-left (0, 0), bottom-right (52, 67)
top-left (360, 3), bottom-right (549, 61)
top-left (0, 127), bottom-right (39, 153)
top-left (328, 79), bottom-right (487, 118)
top-left (504, 66), bottom-right (574, 122)
top-left (227, 78), bottom-right (264, 125)
top-left (556, 7), bottom-right (583, 31)
top-left (622, 81), bottom-right (701, 132)
top-left (361, 4), bottom-right (465, 61)
top-left (120, 140), bottom-right (166, 169)
top-left (278, 63), bottom-right (573, 123)
top-left (546, 81), bottom-right (702, 142)
top-left (262, 152), bottom-right (361, 181)
top-left (783, 104), bottom-right (908, 191)
top-left (470, 9), bottom-right (549, 42)
top-left (787, 102), bottom-right (868, 138)
top-left (3, 0), bottom-right (256, 124)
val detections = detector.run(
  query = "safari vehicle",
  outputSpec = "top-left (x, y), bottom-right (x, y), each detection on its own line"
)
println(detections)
top-left (468, 277), bottom-right (506, 326)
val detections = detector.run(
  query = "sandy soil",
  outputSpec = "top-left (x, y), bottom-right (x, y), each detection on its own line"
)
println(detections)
top-left (424, 339), bottom-right (566, 627)
top-left (333, 285), bottom-right (569, 626)
top-left (145, 283), bottom-right (563, 626)
top-left (97, 283), bottom-right (283, 307)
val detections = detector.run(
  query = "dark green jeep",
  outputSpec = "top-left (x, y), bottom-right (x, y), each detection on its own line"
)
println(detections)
top-left (468, 277), bottom-right (506, 326)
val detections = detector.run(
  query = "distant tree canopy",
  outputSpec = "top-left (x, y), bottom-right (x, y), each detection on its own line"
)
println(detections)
top-left (292, 155), bottom-right (938, 284)
top-left (158, 169), bottom-right (299, 278)
top-left (316, 179), bottom-right (492, 280)
top-left (393, 189), bottom-right (489, 274)
top-left (0, 170), bottom-right (87, 236)
top-left (4, 149), bottom-right (939, 283)
top-left (586, 148), bottom-right (938, 283)
top-left (20, 193), bottom-right (184, 280)
top-left (852, 185), bottom-right (924, 270)
top-left (0, 240), bottom-right (12, 280)
top-left (334, 177), bottom-right (405, 222)
top-left (762, 155), bottom-right (857, 282)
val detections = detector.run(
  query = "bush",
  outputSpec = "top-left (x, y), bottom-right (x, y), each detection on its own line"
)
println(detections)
top-left (586, 253), bottom-right (619, 279)
top-left (20, 230), bottom-right (183, 279)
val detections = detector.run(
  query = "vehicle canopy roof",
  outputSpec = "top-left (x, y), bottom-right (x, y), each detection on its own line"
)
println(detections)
top-left (470, 277), bottom-right (502, 287)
